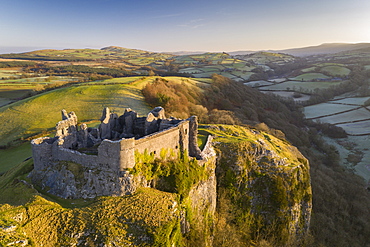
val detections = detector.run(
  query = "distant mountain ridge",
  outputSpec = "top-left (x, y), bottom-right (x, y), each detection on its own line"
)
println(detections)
top-left (2, 43), bottom-right (370, 58)
top-left (272, 43), bottom-right (370, 56)
top-left (165, 43), bottom-right (370, 57)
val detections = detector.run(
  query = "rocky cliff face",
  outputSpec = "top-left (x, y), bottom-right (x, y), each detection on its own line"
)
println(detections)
top-left (202, 124), bottom-right (312, 244)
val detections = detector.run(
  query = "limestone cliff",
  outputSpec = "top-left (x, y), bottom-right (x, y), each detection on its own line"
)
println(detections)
top-left (201, 124), bottom-right (312, 244)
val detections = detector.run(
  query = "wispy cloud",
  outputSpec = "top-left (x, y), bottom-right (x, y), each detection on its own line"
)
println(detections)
top-left (178, 18), bottom-right (206, 29)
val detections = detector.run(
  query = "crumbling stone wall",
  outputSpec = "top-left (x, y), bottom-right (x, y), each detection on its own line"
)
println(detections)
top-left (135, 121), bottom-right (190, 160)
top-left (30, 107), bottom-right (208, 198)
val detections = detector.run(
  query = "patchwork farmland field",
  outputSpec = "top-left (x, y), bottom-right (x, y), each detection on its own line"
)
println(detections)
top-left (258, 80), bottom-right (344, 92)
top-left (0, 76), bottom-right (79, 107)
top-left (289, 73), bottom-right (330, 81)
top-left (304, 96), bottom-right (370, 183)
top-left (261, 91), bottom-right (311, 102)
top-left (316, 107), bottom-right (370, 124)
top-left (337, 120), bottom-right (370, 135)
top-left (304, 103), bottom-right (360, 119)
top-left (321, 65), bottom-right (351, 76)
top-left (244, 80), bottom-right (274, 87)
top-left (0, 68), bottom-right (22, 78)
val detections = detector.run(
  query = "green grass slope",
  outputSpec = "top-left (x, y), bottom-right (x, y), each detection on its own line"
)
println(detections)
top-left (0, 77), bottom-right (151, 148)
top-left (0, 159), bottom-right (180, 246)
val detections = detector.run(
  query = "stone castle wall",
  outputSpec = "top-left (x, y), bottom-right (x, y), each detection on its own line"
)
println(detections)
top-left (31, 118), bottom-right (193, 172)
top-left (30, 107), bottom-right (207, 198)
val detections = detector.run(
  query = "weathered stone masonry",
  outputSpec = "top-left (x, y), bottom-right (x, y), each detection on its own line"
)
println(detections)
top-left (30, 107), bottom-right (210, 199)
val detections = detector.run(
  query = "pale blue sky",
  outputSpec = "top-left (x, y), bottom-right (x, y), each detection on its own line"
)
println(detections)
top-left (1, 0), bottom-right (370, 53)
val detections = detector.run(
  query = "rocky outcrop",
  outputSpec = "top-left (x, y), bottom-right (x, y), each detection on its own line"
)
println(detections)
top-left (214, 126), bottom-right (312, 242)
top-left (31, 161), bottom-right (147, 199)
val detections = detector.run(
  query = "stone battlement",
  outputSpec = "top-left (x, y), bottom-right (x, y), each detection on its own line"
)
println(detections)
top-left (30, 107), bottom-right (210, 199)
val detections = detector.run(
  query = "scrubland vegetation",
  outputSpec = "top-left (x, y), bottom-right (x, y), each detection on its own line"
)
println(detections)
top-left (142, 74), bottom-right (370, 246)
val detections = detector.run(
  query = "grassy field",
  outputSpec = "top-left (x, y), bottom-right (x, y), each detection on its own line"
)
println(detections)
top-left (244, 80), bottom-right (273, 87)
top-left (259, 80), bottom-right (344, 92)
top-left (303, 103), bottom-right (359, 119)
top-left (0, 68), bottom-right (22, 78)
top-left (261, 91), bottom-right (311, 102)
top-left (315, 107), bottom-right (370, 124)
top-left (323, 135), bottom-right (370, 182)
top-left (0, 77), bottom-right (151, 147)
top-left (321, 65), bottom-right (351, 76)
top-left (289, 73), bottom-right (330, 81)
top-left (337, 120), bottom-right (370, 135)
top-left (0, 143), bottom-right (32, 174)
top-left (328, 96), bottom-right (370, 105)
top-left (198, 124), bottom-right (304, 168)
top-left (178, 67), bottom-right (203, 73)
top-left (301, 67), bottom-right (316, 73)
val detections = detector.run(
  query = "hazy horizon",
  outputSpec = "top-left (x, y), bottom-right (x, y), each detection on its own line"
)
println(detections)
top-left (1, 42), bottom-right (370, 55)
top-left (2, 0), bottom-right (370, 53)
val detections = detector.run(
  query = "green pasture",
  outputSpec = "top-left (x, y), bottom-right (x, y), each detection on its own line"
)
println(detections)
top-left (329, 96), bottom-right (370, 106)
top-left (0, 69), bottom-right (21, 78)
top-left (268, 78), bottom-right (286, 83)
top-left (301, 67), bottom-right (316, 73)
top-left (259, 80), bottom-right (344, 92)
top-left (192, 72), bottom-right (214, 78)
top-left (323, 135), bottom-right (370, 182)
top-left (232, 71), bottom-right (254, 80)
top-left (160, 76), bottom-right (206, 86)
top-left (321, 66), bottom-right (350, 76)
top-left (261, 91), bottom-right (311, 102)
top-left (244, 80), bottom-right (273, 87)
top-left (315, 107), bottom-right (370, 124)
top-left (219, 72), bottom-right (239, 80)
top-left (200, 66), bottom-right (220, 73)
top-left (337, 120), bottom-right (370, 135)
top-left (0, 88), bottom-right (32, 107)
top-left (0, 88), bottom-right (32, 97)
top-left (314, 63), bottom-right (343, 67)
top-left (289, 73), bottom-right (330, 81)
top-left (350, 135), bottom-right (370, 181)
top-left (0, 142), bottom-right (32, 174)
top-left (0, 76), bottom-right (77, 85)
top-left (127, 57), bottom-right (156, 66)
top-left (232, 62), bottom-right (247, 68)
top-left (221, 58), bottom-right (235, 64)
top-left (0, 98), bottom-right (12, 107)
top-left (192, 78), bottom-right (212, 84)
top-left (178, 67), bottom-right (203, 73)
top-left (0, 80), bottom-right (151, 147)
top-left (8, 47), bottom-right (172, 63)
top-left (87, 77), bottom-right (142, 85)
top-left (303, 103), bottom-right (359, 119)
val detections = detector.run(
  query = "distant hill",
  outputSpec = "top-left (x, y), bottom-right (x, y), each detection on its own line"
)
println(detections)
top-left (228, 43), bottom-right (370, 57)
top-left (273, 43), bottom-right (370, 56)
top-left (228, 50), bottom-right (256, 56)
top-left (162, 51), bottom-right (207, 56)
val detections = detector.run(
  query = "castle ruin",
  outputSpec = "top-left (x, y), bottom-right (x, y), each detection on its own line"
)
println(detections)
top-left (30, 107), bottom-right (213, 199)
